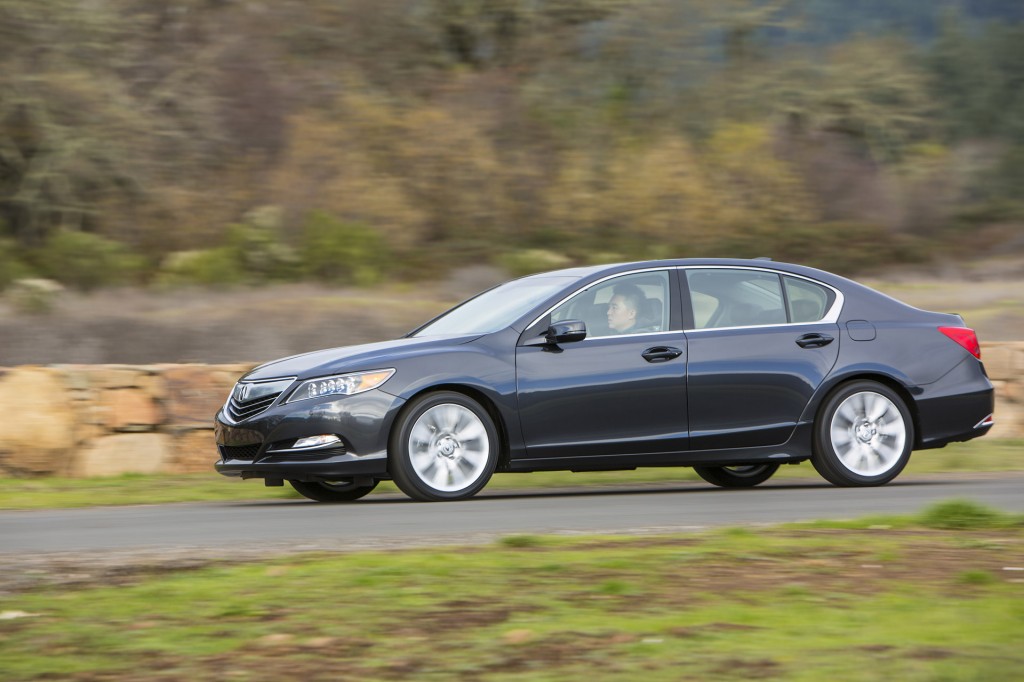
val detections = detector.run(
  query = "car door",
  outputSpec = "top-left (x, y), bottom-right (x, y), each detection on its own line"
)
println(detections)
top-left (515, 269), bottom-right (688, 461)
top-left (682, 267), bottom-right (841, 451)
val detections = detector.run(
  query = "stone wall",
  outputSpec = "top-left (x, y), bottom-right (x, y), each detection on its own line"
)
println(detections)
top-left (982, 342), bottom-right (1024, 440)
top-left (0, 343), bottom-right (1020, 478)
top-left (0, 364), bottom-right (253, 477)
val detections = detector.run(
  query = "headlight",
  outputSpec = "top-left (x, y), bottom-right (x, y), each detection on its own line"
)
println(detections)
top-left (287, 369), bottom-right (395, 403)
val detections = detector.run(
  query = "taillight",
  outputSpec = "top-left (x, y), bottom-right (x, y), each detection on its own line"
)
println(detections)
top-left (939, 326), bottom-right (981, 359)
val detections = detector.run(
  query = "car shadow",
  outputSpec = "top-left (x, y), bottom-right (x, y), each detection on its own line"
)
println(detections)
top-left (232, 475), bottom-right (968, 507)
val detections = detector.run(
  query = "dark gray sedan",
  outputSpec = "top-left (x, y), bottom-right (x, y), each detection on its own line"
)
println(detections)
top-left (215, 259), bottom-right (994, 501)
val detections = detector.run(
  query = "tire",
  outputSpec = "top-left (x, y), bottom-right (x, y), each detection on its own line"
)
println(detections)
top-left (389, 391), bottom-right (499, 502)
top-left (811, 380), bottom-right (914, 487)
top-left (693, 464), bottom-right (779, 488)
top-left (289, 479), bottom-right (378, 502)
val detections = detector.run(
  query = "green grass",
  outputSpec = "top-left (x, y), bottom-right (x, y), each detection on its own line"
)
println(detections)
top-left (784, 499), bottom-right (1024, 532)
top-left (2, 507), bottom-right (1023, 681)
top-left (0, 439), bottom-right (1020, 510)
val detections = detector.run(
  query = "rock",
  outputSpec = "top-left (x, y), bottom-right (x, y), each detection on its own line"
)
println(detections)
top-left (101, 388), bottom-right (161, 431)
top-left (72, 433), bottom-right (171, 477)
top-left (1013, 348), bottom-right (1024, 374)
top-left (0, 367), bottom-right (77, 475)
top-left (258, 634), bottom-right (294, 646)
top-left (73, 422), bottom-right (105, 447)
top-left (91, 367), bottom-right (145, 389)
top-left (502, 629), bottom-right (535, 645)
top-left (998, 379), bottom-right (1023, 404)
top-left (58, 367), bottom-right (94, 391)
top-left (139, 372), bottom-right (166, 399)
top-left (162, 366), bottom-right (234, 428)
top-left (169, 430), bottom-right (218, 473)
top-left (982, 344), bottom-right (1014, 381)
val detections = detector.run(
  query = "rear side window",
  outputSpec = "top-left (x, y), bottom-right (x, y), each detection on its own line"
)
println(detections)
top-left (685, 269), bottom-right (786, 329)
top-left (784, 276), bottom-right (834, 323)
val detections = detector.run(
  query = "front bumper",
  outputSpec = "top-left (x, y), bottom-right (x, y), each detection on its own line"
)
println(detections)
top-left (214, 388), bottom-right (405, 482)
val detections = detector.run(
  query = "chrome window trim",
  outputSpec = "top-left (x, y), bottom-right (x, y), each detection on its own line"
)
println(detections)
top-left (580, 330), bottom-right (683, 342)
top-left (678, 265), bottom-right (844, 332)
top-left (523, 264), bottom-right (845, 341)
top-left (524, 267), bottom-right (675, 334)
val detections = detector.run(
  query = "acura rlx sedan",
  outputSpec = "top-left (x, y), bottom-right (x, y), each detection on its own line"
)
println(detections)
top-left (215, 258), bottom-right (994, 502)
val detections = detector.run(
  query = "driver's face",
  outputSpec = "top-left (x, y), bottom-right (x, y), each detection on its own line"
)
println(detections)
top-left (607, 295), bottom-right (636, 332)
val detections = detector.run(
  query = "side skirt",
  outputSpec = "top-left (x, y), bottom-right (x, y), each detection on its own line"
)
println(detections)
top-left (506, 423), bottom-right (814, 473)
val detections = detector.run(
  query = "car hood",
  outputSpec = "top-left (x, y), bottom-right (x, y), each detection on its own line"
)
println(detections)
top-left (241, 334), bottom-right (482, 382)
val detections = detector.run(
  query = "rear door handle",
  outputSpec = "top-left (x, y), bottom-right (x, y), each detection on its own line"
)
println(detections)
top-left (642, 346), bottom-right (683, 363)
top-left (796, 333), bottom-right (834, 349)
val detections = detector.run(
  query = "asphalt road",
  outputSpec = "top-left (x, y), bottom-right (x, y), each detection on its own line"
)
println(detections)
top-left (2, 474), bottom-right (1023, 555)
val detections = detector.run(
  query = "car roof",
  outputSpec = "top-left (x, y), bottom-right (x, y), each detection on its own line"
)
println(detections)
top-left (532, 258), bottom-right (850, 288)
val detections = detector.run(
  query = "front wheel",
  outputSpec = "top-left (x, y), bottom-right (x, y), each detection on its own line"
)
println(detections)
top-left (693, 464), bottom-right (779, 488)
top-left (812, 380), bottom-right (914, 487)
top-left (289, 479), bottom-right (378, 502)
top-left (389, 391), bottom-right (499, 501)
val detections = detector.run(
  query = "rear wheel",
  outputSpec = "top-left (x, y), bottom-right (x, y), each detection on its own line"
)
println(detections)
top-left (390, 391), bottom-right (499, 501)
top-left (289, 479), bottom-right (378, 502)
top-left (693, 464), bottom-right (779, 488)
top-left (812, 380), bottom-right (913, 487)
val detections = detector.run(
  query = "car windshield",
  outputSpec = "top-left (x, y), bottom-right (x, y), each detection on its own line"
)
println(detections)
top-left (413, 276), bottom-right (577, 337)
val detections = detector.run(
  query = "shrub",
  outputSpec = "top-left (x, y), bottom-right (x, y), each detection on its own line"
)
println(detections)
top-left (225, 223), bottom-right (300, 283)
top-left (919, 499), bottom-right (1002, 530)
top-left (498, 249), bottom-right (572, 277)
top-left (302, 211), bottom-right (390, 286)
top-left (499, 534), bottom-right (544, 548)
top-left (155, 248), bottom-right (246, 287)
top-left (224, 206), bottom-right (300, 282)
top-left (6, 278), bottom-right (63, 314)
top-left (0, 238), bottom-right (34, 290)
top-left (957, 570), bottom-right (996, 586)
top-left (36, 230), bottom-right (144, 291)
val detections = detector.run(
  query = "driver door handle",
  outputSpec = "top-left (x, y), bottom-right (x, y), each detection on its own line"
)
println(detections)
top-left (796, 333), bottom-right (834, 349)
top-left (642, 346), bottom-right (683, 363)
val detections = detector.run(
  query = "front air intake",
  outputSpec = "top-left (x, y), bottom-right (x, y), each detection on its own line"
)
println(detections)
top-left (219, 444), bottom-right (262, 460)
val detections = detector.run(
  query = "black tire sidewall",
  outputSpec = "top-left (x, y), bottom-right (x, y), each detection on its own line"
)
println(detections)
top-left (814, 381), bottom-right (914, 486)
top-left (289, 479), bottom-right (378, 502)
top-left (693, 464), bottom-right (779, 487)
top-left (390, 391), bottom-right (499, 501)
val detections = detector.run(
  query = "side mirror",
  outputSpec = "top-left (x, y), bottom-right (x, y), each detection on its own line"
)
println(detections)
top-left (546, 320), bottom-right (587, 345)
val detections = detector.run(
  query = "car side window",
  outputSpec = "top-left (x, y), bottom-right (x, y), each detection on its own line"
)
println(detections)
top-left (685, 269), bottom-right (787, 329)
top-left (551, 271), bottom-right (671, 337)
top-left (784, 276), bottom-right (834, 323)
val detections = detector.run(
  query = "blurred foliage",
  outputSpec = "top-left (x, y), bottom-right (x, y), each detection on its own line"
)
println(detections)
top-left (0, 0), bottom-right (1023, 291)
top-left (302, 211), bottom-right (392, 286)
top-left (155, 248), bottom-right (246, 288)
top-left (0, 236), bottom-right (33, 289)
top-left (33, 230), bottom-right (144, 291)
top-left (5, 277), bottom-right (63, 314)
top-left (499, 248), bottom-right (573, 276)
top-left (919, 499), bottom-right (1008, 530)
